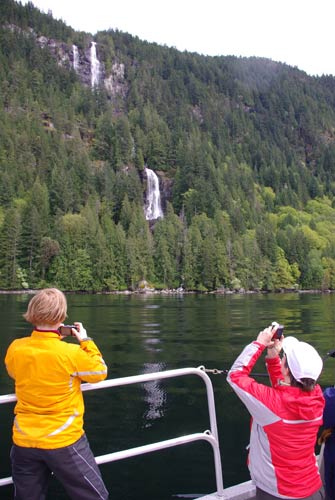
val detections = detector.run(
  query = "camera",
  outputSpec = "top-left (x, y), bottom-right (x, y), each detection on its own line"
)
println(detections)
top-left (58, 325), bottom-right (76, 337)
top-left (271, 321), bottom-right (284, 340)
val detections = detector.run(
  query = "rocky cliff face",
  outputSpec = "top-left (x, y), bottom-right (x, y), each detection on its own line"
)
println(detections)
top-left (156, 171), bottom-right (174, 213)
top-left (104, 62), bottom-right (127, 99)
top-left (38, 35), bottom-right (128, 99)
top-left (5, 23), bottom-right (128, 100)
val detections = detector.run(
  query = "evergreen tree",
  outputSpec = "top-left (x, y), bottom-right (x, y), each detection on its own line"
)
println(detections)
top-left (0, 207), bottom-right (22, 288)
top-left (126, 204), bottom-right (155, 288)
top-left (153, 203), bottom-right (183, 288)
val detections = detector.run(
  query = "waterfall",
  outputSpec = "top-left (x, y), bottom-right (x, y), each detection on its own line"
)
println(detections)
top-left (72, 44), bottom-right (79, 72)
top-left (144, 167), bottom-right (163, 220)
top-left (90, 42), bottom-right (100, 87)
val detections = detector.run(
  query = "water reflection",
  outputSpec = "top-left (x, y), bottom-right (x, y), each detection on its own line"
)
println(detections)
top-left (141, 363), bottom-right (167, 427)
top-left (139, 305), bottom-right (163, 353)
top-left (138, 304), bottom-right (167, 425)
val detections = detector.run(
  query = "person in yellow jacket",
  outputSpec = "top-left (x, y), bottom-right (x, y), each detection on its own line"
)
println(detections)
top-left (5, 288), bottom-right (109, 500)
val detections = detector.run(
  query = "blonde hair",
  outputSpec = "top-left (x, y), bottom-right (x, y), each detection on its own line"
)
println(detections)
top-left (23, 288), bottom-right (67, 326)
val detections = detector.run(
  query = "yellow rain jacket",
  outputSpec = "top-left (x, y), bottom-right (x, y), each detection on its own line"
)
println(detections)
top-left (5, 330), bottom-right (108, 449)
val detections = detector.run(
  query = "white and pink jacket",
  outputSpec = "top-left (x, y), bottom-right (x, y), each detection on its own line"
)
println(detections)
top-left (227, 341), bottom-right (325, 498)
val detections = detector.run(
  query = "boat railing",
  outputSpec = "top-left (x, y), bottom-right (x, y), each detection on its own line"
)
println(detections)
top-left (0, 366), bottom-right (225, 498)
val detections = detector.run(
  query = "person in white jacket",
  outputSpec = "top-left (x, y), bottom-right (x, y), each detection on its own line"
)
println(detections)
top-left (227, 324), bottom-right (325, 500)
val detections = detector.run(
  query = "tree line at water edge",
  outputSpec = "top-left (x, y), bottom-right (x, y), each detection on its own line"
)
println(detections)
top-left (2, 181), bottom-right (335, 292)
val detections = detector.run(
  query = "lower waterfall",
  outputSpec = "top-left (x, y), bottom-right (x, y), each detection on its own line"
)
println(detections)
top-left (144, 167), bottom-right (163, 220)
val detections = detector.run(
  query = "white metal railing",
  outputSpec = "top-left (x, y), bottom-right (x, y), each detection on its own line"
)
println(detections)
top-left (0, 366), bottom-right (224, 498)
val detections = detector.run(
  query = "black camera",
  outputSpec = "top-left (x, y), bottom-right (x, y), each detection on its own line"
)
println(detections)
top-left (58, 325), bottom-right (76, 337)
top-left (271, 321), bottom-right (284, 340)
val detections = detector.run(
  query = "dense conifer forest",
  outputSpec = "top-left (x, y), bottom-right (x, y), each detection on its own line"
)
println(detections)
top-left (2, 0), bottom-right (335, 292)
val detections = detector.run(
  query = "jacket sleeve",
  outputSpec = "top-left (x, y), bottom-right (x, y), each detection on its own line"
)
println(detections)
top-left (323, 387), bottom-right (335, 428)
top-left (4, 342), bottom-right (15, 380)
top-left (73, 339), bottom-right (108, 383)
top-left (266, 355), bottom-right (284, 387)
top-left (227, 341), bottom-right (282, 426)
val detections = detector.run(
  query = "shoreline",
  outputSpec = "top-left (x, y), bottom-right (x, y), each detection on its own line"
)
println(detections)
top-left (0, 288), bottom-right (334, 295)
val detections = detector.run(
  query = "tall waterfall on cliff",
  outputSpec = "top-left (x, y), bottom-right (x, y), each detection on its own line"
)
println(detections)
top-left (90, 42), bottom-right (100, 87)
top-left (144, 168), bottom-right (163, 220)
top-left (72, 45), bottom-right (79, 72)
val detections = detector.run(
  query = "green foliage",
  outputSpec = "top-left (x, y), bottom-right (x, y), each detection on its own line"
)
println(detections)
top-left (125, 204), bottom-right (155, 289)
top-left (153, 203), bottom-right (183, 288)
top-left (2, 0), bottom-right (335, 291)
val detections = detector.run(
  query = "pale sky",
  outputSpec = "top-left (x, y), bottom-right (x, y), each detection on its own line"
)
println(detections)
top-left (20, 0), bottom-right (335, 77)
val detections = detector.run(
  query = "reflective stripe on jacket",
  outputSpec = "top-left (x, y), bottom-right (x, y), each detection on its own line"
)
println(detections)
top-left (5, 330), bottom-right (108, 449)
top-left (227, 341), bottom-right (325, 499)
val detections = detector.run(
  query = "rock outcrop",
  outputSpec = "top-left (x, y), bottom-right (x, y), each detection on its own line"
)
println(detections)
top-left (5, 23), bottom-right (128, 101)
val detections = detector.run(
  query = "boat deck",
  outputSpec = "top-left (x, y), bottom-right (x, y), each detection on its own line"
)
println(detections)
top-left (198, 480), bottom-right (255, 500)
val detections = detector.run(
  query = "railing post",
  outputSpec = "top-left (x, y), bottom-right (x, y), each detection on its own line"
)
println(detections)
top-left (197, 368), bottom-right (224, 498)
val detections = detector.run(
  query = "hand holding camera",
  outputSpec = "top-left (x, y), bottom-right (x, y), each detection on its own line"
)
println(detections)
top-left (271, 321), bottom-right (284, 340)
top-left (264, 321), bottom-right (285, 358)
top-left (58, 322), bottom-right (88, 342)
top-left (256, 321), bottom-right (285, 348)
top-left (72, 322), bottom-right (88, 342)
top-left (58, 325), bottom-right (77, 337)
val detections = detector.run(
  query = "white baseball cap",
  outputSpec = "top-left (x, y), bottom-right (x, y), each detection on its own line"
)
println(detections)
top-left (282, 336), bottom-right (323, 382)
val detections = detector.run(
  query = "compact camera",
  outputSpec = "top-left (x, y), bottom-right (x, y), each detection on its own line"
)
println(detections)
top-left (271, 321), bottom-right (284, 340)
top-left (58, 325), bottom-right (76, 337)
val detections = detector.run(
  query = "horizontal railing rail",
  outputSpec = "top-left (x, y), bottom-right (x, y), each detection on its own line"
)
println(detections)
top-left (0, 366), bottom-right (224, 498)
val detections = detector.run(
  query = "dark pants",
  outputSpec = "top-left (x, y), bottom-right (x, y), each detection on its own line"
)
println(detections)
top-left (256, 487), bottom-right (325, 500)
top-left (10, 434), bottom-right (109, 500)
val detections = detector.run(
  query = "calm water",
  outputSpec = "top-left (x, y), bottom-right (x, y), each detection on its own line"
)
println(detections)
top-left (0, 292), bottom-right (335, 500)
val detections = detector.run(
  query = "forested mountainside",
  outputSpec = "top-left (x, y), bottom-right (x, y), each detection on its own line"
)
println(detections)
top-left (2, 0), bottom-right (335, 292)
